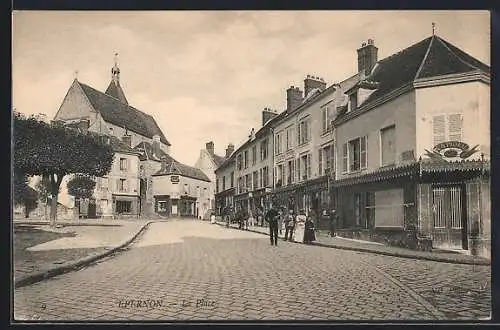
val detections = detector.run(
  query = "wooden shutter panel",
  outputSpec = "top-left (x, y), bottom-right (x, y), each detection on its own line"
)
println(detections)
top-left (318, 149), bottom-right (323, 176)
top-left (448, 114), bottom-right (462, 142)
top-left (433, 115), bottom-right (446, 145)
top-left (360, 136), bottom-right (367, 169)
top-left (342, 143), bottom-right (348, 172)
top-left (307, 154), bottom-right (312, 178)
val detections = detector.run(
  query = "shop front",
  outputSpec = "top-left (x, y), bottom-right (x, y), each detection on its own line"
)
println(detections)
top-left (112, 194), bottom-right (140, 219)
top-left (331, 158), bottom-right (490, 258)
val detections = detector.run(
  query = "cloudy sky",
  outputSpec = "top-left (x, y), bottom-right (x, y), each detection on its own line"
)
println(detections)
top-left (12, 11), bottom-right (490, 165)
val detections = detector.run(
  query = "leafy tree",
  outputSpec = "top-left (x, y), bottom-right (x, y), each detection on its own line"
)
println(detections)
top-left (14, 112), bottom-right (114, 227)
top-left (67, 174), bottom-right (96, 219)
top-left (34, 174), bottom-right (53, 220)
top-left (13, 170), bottom-right (38, 217)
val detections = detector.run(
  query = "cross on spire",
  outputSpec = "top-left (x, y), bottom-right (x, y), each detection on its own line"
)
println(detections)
top-left (114, 52), bottom-right (119, 66)
top-left (74, 70), bottom-right (79, 80)
top-left (432, 22), bottom-right (436, 35)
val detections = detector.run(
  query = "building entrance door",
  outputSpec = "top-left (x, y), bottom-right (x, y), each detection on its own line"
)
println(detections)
top-left (431, 184), bottom-right (468, 250)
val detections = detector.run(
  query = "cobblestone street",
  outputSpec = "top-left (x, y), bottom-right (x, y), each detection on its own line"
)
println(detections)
top-left (14, 219), bottom-right (490, 321)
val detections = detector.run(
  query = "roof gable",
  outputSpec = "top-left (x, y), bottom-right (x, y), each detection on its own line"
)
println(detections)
top-left (135, 141), bottom-right (210, 182)
top-left (78, 82), bottom-right (171, 146)
top-left (105, 81), bottom-right (129, 104)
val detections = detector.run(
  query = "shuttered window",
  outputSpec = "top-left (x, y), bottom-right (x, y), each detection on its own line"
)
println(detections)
top-left (448, 114), bottom-right (463, 141)
top-left (360, 136), bottom-right (367, 169)
top-left (433, 114), bottom-right (463, 145)
top-left (380, 125), bottom-right (396, 166)
top-left (318, 149), bottom-right (323, 175)
top-left (342, 143), bottom-right (348, 173)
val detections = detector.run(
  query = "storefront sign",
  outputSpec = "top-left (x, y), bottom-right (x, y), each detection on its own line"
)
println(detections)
top-left (425, 141), bottom-right (479, 161)
top-left (170, 175), bottom-right (180, 183)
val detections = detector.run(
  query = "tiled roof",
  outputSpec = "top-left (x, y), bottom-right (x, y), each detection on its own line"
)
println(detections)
top-left (78, 81), bottom-right (171, 146)
top-left (105, 81), bottom-right (128, 104)
top-left (335, 35), bottom-right (490, 125)
top-left (209, 153), bottom-right (226, 167)
top-left (134, 141), bottom-right (210, 182)
top-left (109, 136), bottom-right (141, 155)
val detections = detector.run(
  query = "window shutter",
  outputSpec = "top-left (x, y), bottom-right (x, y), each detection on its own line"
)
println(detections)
top-left (318, 149), bottom-right (323, 175)
top-left (116, 179), bottom-right (120, 191)
top-left (360, 136), bottom-right (367, 169)
top-left (342, 143), bottom-right (348, 172)
top-left (448, 114), bottom-right (462, 142)
top-left (433, 115), bottom-right (446, 145)
top-left (273, 167), bottom-right (277, 187)
top-left (297, 123), bottom-right (301, 145)
top-left (307, 154), bottom-right (312, 178)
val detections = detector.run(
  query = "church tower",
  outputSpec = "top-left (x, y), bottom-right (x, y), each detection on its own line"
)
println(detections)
top-left (105, 53), bottom-right (129, 105)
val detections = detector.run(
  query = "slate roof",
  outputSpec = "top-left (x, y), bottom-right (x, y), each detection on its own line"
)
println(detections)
top-left (108, 136), bottom-right (141, 155)
top-left (336, 35), bottom-right (490, 125)
top-left (77, 81), bottom-right (171, 146)
top-left (105, 81), bottom-right (129, 105)
top-left (209, 153), bottom-right (226, 167)
top-left (134, 141), bottom-right (210, 182)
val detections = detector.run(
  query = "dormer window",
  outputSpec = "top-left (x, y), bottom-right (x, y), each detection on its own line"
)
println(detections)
top-left (348, 92), bottom-right (358, 112)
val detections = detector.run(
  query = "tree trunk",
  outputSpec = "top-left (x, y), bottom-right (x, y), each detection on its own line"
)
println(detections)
top-left (24, 203), bottom-right (29, 218)
top-left (49, 173), bottom-right (64, 228)
top-left (44, 198), bottom-right (49, 221)
top-left (73, 199), bottom-right (80, 221)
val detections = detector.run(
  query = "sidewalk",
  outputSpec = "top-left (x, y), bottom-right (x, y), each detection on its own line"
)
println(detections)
top-left (215, 221), bottom-right (490, 266)
top-left (14, 219), bottom-right (155, 288)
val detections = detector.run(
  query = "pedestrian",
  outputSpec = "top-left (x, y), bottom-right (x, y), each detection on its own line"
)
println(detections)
top-left (248, 210), bottom-right (255, 228)
top-left (265, 201), bottom-right (280, 246)
top-left (329, 209), bottom-right (338, 237)
top-left (303, 214), bottom-right (316, 244)
top-left (277, 208), bottom-right (284, 235)
top-left (284, 209), bottom-right (296, 241)
top-left (295, 209), bottom-right (306, 243)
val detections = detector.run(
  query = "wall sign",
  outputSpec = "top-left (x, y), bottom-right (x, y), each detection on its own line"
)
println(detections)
top-left (171, 175), bottom-right (180, 183)
top-left (425, 141), bottom-right (479, 161)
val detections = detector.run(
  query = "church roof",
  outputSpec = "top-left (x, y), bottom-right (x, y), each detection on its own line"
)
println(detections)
top-left (77, 82), bottom-right (171, 146)
top-left (135, 141), bottom-right (210, 182)
top-left (105, 80), bottom-right (129, 104)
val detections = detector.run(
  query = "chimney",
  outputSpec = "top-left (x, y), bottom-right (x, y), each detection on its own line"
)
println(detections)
top-left (304, 75), bottom-right (327, 97)
top-left (262, 107), bottom-right (279, 126)
top-left (286, 86), bottom-right (303, 112)
top-left (122, 134), bottom-right (132, 147)
top-left (206, 141), bottom-right (214, 155)
top-left (249, 128), bottom-right (255, 140)
top-left (152, 135), bottom-right (161, 158)
top-left (160, 156), bottom-right (167, 171)
top-left (226, 143), bottom-right (235, 158)
top-left (357, 39), bottom-right (378, 76)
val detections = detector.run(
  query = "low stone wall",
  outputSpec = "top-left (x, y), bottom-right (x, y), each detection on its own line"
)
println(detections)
top-left (336, 228), bottom-right (411, 248)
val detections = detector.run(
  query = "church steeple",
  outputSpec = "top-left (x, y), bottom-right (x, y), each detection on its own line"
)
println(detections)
top-left (105, 52), bottom-right (128, 104)
top-left (111, 52), bottom-right (120, 84)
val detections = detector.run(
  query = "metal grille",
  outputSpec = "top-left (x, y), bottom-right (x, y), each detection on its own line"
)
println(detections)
top-left (432, 186), bottom-right (462, 229)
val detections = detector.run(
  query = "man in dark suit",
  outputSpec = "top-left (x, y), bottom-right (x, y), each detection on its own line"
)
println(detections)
top-left (265, 201), bottom-right (280, 246)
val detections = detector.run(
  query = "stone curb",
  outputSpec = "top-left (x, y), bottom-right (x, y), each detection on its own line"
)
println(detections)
top-left (14, 221), bottom-right (157, 289)
top-left (215, 222), bottom-right (490, 266)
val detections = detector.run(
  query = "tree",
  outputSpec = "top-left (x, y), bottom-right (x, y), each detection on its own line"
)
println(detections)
top-left (14, 113), bottom-right (114, 227)
top-left (34, 174), bottom-right (53, 220)
top-left (13, 170), bottom-right (38, 218)
top-left (67, 174), bottom-right (96, 219)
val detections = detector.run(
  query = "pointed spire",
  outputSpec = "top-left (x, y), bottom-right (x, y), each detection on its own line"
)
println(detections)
top-left (111, 52), bottom-right (120, 84)
top-left (432, 22), bottom-right (436, 36)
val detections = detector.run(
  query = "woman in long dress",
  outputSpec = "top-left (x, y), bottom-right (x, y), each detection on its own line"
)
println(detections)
top-left (294, 209), bottom-right (306, 243)
top-left (303, 215), bottom-right (316, 244)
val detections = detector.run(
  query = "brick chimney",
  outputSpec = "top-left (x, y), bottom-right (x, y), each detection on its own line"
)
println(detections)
top-left (152, 135), bottom-right (161, 158)
top-left (262, 107), bottom-right (278, 126)
top-left (286, 86), bottom-right (303, 112)
top-left (226, 143), bottom-right (235, 158)
top-left (122, 134), bottom-right (132, 147)
top-left (357, 39), bottom-right (378, 76)
top-left (304, 75), bottom-right (326, 97)
top-left (206, 141), bottom-right (214, 155)
top-left (160, 156), bottom-right (167, 171)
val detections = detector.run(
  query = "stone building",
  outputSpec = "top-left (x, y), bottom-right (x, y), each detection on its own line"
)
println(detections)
top-left (214, 145), bottom-right (236, 216)
top-left (194, 141), bottom-right (227, 219)
top-left (52, 55), bottom-right (210, 219)
top-left (331, 35), bottom-right (490, 258)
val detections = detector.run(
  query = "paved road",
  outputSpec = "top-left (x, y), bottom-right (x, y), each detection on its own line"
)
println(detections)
top-left (14, 219), bottom-right (490, 321)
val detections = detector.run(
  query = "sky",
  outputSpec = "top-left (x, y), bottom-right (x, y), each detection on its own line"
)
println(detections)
top-left (12, 11), bottom-right (490, 166)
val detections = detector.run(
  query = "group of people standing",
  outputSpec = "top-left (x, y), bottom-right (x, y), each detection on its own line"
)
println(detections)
top-left (264, 201), bottom-right (326, 246)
